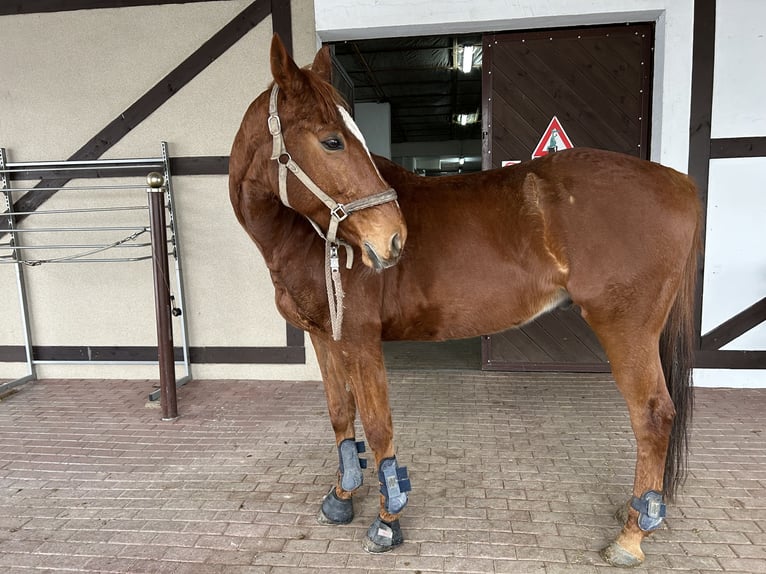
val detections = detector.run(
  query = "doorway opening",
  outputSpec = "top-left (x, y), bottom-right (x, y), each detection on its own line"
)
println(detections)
top-left (329, 22), bottom-right (653, 372)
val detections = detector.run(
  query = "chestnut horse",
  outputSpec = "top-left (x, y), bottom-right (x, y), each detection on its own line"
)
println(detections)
top-left (229, 35), bottom-right (700, 567)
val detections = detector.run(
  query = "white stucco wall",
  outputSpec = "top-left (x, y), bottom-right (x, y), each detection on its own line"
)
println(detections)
top-left (696, 0), bottom-right (766, 388)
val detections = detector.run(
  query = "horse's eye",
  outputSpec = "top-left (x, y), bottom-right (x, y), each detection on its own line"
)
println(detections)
top-left (321, 137), bottom-right (344, 151)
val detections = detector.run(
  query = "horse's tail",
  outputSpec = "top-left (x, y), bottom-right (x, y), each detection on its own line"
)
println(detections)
top-left (659, 196), bottom-right (701, 501)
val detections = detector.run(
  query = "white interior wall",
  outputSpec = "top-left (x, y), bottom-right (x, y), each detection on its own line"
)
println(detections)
top-left (354, 102), bottom-right (392, 159)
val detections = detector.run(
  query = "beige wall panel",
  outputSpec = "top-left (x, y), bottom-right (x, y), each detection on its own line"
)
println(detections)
top-left (9, 178), bottom-right (157, 346)
top-left (291, 0), bottom-right (320, 66)
top-left (108, 1), bottom-right (319, 158)
top-left (0, 1), bottom-right (250, 160)
top-left (107, 18), bottom-right (273, 158)
top-left (0, 261), bottom-right (27, 378)
top-left (1, 1), bottom-right (323, 381)
top-left (172, 175), bottom-right (286, 347)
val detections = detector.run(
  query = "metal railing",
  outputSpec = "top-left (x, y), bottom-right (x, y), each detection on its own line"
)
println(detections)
top-left (0, 142), bottom-right (190, 419)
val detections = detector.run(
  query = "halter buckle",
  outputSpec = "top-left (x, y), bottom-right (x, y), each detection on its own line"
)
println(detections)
top-left (267, 114), bottom-right (282, 136)
top-left (331, 204), bottom-right (349, 221)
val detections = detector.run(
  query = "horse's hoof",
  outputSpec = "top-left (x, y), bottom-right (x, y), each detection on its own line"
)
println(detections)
top-left (600, 542), bottom-right (644, 568)
top-left (317, 487), bottom-right (354, 525)
top-left (362, 516), bottom-right (403, 553)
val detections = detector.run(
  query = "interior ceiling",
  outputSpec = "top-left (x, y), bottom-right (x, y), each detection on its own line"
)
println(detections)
top-left (331, 34), bottom-right (484, 144)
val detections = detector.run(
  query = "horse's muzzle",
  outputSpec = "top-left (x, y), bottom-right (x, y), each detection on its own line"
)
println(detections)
top-left (364, 232), bottom-right (403, 271)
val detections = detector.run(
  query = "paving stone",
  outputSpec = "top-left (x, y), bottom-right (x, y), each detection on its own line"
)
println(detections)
top-left (0, 374), bottom-right (763, 572)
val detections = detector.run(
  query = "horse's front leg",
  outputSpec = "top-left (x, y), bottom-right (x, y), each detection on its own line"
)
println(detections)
top-left (350, 342), bottom-right (410, 554)
top-left (312, 333), bottom-right (409, 553)
top-left (311, 333), bottom-right (365, 526)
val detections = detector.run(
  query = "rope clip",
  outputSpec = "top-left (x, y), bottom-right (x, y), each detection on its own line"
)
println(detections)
top-left (329, 244), bottom-right (340, 271)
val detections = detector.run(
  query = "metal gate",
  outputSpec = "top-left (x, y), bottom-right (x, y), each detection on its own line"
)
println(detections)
top-left (0, 143), bottom-right (190, 417)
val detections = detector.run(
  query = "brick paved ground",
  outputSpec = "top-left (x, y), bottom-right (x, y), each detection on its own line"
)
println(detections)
top-left (0, 371), bottom-right (764, 573)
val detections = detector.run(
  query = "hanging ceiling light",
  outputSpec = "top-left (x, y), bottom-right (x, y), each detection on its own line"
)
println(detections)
top-left (456, 112), bottom-right (479, 126)
top-left (460, 45), bottom-right (474, 73)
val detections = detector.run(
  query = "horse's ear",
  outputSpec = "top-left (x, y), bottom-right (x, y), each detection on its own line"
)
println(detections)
top-left (270, 33), bottom-right (304, 95)
top-left (311, 45), bottom-right (332, 83)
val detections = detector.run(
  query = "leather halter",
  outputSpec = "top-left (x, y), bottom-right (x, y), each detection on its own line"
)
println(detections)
top-left (267, 84), bottom-right (399, 340)
top-left (268, 84), bottom-right (397, 246)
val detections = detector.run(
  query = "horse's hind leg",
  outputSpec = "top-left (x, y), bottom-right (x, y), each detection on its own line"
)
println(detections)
top-left (311, 333), bottom-right (365, 525)
top-left (588, 322), bottom-right (675, 567)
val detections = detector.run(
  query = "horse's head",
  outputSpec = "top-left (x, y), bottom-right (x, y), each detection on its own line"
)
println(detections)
top-left (231, 34), bottom-right (406, 271)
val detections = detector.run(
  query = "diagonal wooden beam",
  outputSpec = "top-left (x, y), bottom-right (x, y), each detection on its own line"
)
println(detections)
top-left (1, 0), bottom-right (270, 235)
top-left (700, 297), bottom-right (766, 351)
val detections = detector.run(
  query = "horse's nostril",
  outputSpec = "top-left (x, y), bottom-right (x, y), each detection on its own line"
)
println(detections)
top-left (391, 233), bottom-right (402, 257)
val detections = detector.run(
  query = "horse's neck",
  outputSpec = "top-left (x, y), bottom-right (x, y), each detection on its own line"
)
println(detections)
top-left (245, 188), bottom-right (321, 278)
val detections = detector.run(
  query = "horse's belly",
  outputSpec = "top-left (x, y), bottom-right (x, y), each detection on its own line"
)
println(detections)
top-left (383, 284), bottom-right (570, 342)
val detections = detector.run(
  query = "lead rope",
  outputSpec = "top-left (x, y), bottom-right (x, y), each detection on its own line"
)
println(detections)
top-left (327, 243), bottom-right (344, 340)
top-left (267, 84), bottom-right (397, 340)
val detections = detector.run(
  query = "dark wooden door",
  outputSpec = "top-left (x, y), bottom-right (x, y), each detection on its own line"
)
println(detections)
top-left (481, 23), bottom-right (653, 372)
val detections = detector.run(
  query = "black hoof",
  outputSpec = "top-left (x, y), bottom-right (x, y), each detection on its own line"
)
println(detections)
top-left (317, 487), bottom-right (354, 525)
top-left (362, 515), bottom-right (403, 553)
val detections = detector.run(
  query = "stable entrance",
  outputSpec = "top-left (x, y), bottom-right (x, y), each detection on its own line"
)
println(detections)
top-left (333, 22), bottom-right (653, 372)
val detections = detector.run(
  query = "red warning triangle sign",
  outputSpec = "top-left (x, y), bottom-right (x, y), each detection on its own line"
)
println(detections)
top-left (532, 116), bottom-right (574, 158)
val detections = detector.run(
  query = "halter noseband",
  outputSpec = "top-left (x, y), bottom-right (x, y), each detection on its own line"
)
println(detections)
top-left (267, 83), bottom-right (399, 340)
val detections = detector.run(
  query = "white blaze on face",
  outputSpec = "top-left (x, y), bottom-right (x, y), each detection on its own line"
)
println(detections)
top-left (337, 105), bottom-right (385, 180)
